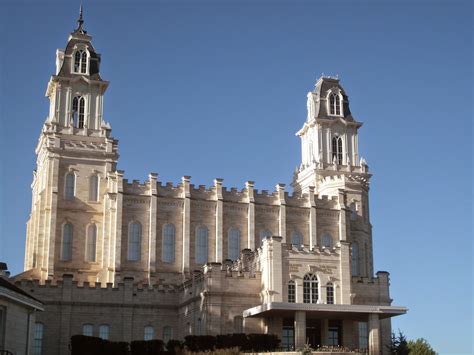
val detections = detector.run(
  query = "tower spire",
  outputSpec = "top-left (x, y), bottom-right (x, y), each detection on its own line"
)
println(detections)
top-left (74, 4), bottom-right (86, 34)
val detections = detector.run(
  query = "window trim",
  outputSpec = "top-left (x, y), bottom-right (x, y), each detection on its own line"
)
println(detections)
top-left (89, 174), bottom-right (100, 202)
top-left (288, 280), bottom-right (296, 303)
top-left (303, 273), bottom-right (319, 304)
top-left (72, 96), bottom-right (86, 129)
top-left (326, 282), bottom-right (335, 304)
top-left (144, 325), bottom-right (154, 341)
top-left (321, 233), bottom-right (333, 249)
top-left (98, 324), bottom-right (109, 340)
top-left (162, 326), bottom-right (173, 342)
top-left (33, 322), bottom-right (44, 355)
top-left (82, 323), bottom-right (93, 337)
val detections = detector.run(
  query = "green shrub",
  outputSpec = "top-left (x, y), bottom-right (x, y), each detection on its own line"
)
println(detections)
top-left (131, 339), bottom-right (165, 355)
top-left (184, 335), bottom-right (216, 352)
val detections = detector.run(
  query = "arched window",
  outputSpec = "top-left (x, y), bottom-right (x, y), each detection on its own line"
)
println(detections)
top-left (259, 229), bottom-right (272, 245)
top-left (196, 226), bottom-right (208, 264)
top-left (329, 93), bottom-right (341, 116)
top-left (228, 227), bottom-right (241, 260)
top-left (144, 326), bottom-right (154, 341)
top-left (352, 241), bottom-right (360, 276)
top-left (162, 223), bottom-right (176, 263)
top-left (321, 233), bottom-right (333, 248)
top-left (33, 322), bottom-right (44, 355)
top-left (82, 323), bottom-right (93, 336)
top-left (99, 324), bottom-right (109, 340)
top-left (288, 280), bottom-right (296, 303)
top-left (65, 173), bottom-right (75, 200)
top-left (73, 49), bottom-right (88, 74)
top-left (303, 273), bottom-right (318, 303)
top-left (291, 232), bottom-right (303, 248)
top-left (326, 282), bottom-right (334, 304)
top-left (61, 223), bottom-right (73, 261)
top-left (85, 224), bottom-right (97, 262)
top-left (332, 136), bottom-right (343, 165)
top-left (163, 326), bottom-right (173, 342)
top-left (128, 222), bottom-right (142, 261)
top-left (72, 96), bottom-right (85, 128)
top-left (89, 175), bottom-right (99, 201)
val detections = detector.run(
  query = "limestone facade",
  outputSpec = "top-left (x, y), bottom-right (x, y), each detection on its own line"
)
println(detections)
top-left (15, 13), bottom-right (406, 355)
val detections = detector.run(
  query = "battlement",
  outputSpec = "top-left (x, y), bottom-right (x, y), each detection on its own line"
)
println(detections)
top-left (283, 243), bottom-right (342, 257)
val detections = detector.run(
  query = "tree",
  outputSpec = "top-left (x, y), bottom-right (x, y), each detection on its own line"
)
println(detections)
top-left (407, 338), bottom-right (437, 355)
top-left (387, 330), bottom-right (410, 355)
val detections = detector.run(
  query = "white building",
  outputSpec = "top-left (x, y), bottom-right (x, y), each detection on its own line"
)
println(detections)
top-left (15, 10), bottom-right (406, 355)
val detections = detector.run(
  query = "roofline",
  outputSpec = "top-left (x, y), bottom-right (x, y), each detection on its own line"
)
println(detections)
top-left (0, 286), bottom-right (44, 311)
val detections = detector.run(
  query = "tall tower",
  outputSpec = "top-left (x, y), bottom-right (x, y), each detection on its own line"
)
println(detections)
top-left (293, 76), bottom-right (372, 222)
top-left (23, 9), bottom-right (119, 282)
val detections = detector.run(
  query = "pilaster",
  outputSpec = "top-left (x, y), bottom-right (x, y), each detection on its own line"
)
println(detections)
top-left (182, 176), bottom-right (191, 273)
top-left (113, 171), bottom-right (124, 284)
top-left (46, 156), bottom-right (59, 279)
top-left (308, 186), bottom-right (317, 249)
top-left (147, 173), bottom-right (158, 282)
top-left (214, 178), bottom-right (223, 262)
top-left (276, 183), bottom-right (286, 243)
top-left (246, 181), bottom-right (255, 249)
top-left (339, 241), bottom-right (352, 304)
top-left (338, 189), bottom-right (348, 242)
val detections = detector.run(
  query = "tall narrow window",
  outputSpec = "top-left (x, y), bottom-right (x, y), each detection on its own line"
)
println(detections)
top-left (196, 226), bottom-right (208, 264)
top-left (72, 96), bottom-right (85, 128)
top-left (329, 93), bottom-right (341, 116)
top-left (144, 326), bottom-right (154, 341)
top-left (358, 322), bottom-right (368, 350)
top-left (259, 230), bottom-right (272, 245)
top-left (82, 324), bottom-right (93, 337)
top-left (291, 232), bottom-right (303, 248)
top-left (65, 173), bottom-right (75, 200)
top-left (196, 318), bottom-right (202, 335)
top-left (321, 233), bottom-right (333, 248)
top-left (162, 326), bottom-right (173, 342)
top-left (85, 224), bottom-right (97, 262)
top-left (99, 324), bottom-right (109, 340)
top-left (228, 227), bottom-right (241, 260)
top-left (326, 282), bottom-right (334, 304)
top-left (332, 136), bottom-right (343, 165)
top-left (288, 280), bottom-right (296, 303)
top-left (352, 241), bottom-right (360, 276)
top-left (234, 316), bottom-right (244, 333)
top-left (328, 326), bottom-right (339, 345)
top-left (89, 175), bottom-right (99, 201)
top-left (128, 222), bottom-right (141, 261)
top-left (62, 223), bottom-right (73, 261)
top-left (303, 273), bottom-right (318, 303)
top-left (162, 223), bottom-right (176, 263)
top-left (33, 322), bottom-right (44, 355)
top-left (73, 49), bottom-right (88, 74)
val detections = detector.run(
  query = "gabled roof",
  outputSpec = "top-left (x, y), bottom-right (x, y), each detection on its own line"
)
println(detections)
top-left (0, 277), bottom-right (44, 310)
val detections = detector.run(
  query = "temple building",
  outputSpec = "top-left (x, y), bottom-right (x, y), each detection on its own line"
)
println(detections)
top-left (14, 9), bottom-right (406, 355)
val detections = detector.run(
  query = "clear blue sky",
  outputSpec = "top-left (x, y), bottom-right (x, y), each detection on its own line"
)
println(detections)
top-left (0, 0), bottom-right (472, 353)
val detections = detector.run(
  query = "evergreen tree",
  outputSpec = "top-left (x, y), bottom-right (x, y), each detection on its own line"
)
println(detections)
top-left (407, 338), bottom-right (437, 355)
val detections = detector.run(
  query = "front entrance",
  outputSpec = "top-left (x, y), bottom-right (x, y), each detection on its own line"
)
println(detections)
top-left (306, 319), bottom-right (321, 348)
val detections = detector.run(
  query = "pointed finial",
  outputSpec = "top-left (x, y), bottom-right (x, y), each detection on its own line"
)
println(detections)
top-left (74, 3), bottom-right (86, 34)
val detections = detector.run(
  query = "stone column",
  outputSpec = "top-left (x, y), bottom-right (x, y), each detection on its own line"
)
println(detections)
top-left (246, 181), bottom-right (255, 249)
top-left (182, 176), bottom-right (191, 273)
top-left (46, 156), bottom-right (59, 279)
top-left (147, 173), bottom-right (158, 283)
top-left (294, 311), bottom-right (306, 349)
top-left (308, 186), bottom-right (317, 249)
top-left (113, 170), bottom-right (124, 285)
top-left (214, 178), bottom-right (224, 262)
top-left (276, 183), bottom-right (286, 243)
top-left (338, 241), bottom-right (352, 304)
top-left (368, 314), bottom-right (381, 355)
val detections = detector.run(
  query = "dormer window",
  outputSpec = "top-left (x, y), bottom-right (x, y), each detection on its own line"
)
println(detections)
top-left (72, 96), bottom-right (85, 128)
top-left (73, 49), bottom-right (88, 74)
top-left (329, 93), bottom-right (342, 116)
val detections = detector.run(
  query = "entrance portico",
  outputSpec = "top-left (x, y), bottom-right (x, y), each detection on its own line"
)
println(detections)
top-left (244, 302), bottom-right (407, 354)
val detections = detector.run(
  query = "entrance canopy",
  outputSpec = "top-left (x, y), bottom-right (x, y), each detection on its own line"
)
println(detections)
top-left (243, 302), bottom-right (407, 320)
